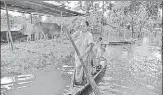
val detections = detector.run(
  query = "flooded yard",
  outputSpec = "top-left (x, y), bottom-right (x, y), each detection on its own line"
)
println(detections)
top-left (62, 38), bottom-right (162, 95)
top-left (4, 71), bottom-right (67, 95)
top-left (1, 40), bottom-right (74, 95)
top-left (97, 44), bottom-right (161, 95)
top-left (1, 1), bottom-right (162, 95)
top-left (1, 38), bottom-right (162, 95)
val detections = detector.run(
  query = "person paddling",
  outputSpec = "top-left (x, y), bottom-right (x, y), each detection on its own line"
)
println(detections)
top-left (71, 20), bottom-right (95, 86)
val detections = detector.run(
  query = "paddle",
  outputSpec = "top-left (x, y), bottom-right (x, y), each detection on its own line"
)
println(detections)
top-left (66, 29), bottom-right (101, 95)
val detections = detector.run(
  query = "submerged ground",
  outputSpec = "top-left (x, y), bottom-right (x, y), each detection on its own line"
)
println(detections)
top-left (1, 37), bottom-right (162, 95)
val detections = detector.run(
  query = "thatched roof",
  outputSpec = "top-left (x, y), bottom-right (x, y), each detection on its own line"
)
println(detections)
top-left (1, 1), bottom-right (85, 17)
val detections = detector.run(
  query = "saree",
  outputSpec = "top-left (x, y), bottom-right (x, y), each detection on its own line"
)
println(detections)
top-left (72, 30), bottom-right (94, 85)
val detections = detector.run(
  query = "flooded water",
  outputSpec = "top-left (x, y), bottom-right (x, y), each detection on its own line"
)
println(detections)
top-left (1, 70), bottom-right (69, 95)
top-left (2, 38), bottom-right (162, 95)
top-left (96, 44), bottom-right (161, 95)
top-left (62, 38), bottom-right (162, 95)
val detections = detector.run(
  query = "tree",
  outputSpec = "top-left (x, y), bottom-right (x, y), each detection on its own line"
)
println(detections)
top-left (54, 1), bottom-right (107, 35)
top-left (121, 1), bottom-right (162, 39)
top-left (1, 11), bottom-right (14, 30)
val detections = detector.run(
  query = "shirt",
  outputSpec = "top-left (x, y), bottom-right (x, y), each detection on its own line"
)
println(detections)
top-left (93, 41), bottom-right (102, 56)
top-left (96, 48), bottom-right (108, 61)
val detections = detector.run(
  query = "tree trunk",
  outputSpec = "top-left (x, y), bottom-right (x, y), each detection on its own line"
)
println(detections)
top-left (131, 17), bottom-right (134, 38)
top-left (85, 1), bottom-right (91, 17)
top-left (67, 31), bottom-right (101, 95)
top-left (139, 25), bottom-right (143, 39)
top-left (4, 1), bottom-right (14, 51)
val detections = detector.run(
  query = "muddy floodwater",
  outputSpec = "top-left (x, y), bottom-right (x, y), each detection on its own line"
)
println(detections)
top-left (62, 39), bottom-right (162, 95)
top-left (2, 70), bottom-right (69, 95)
top-left (2, 38), bottom-right (162, 95)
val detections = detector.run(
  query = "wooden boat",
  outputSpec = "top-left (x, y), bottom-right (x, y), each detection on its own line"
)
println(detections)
top-left (107, 40), bottom-right (136, 45)
top-left (67, 63), bottom-right (107, 95)
top-left (108, 41), bottom-right (135, 45)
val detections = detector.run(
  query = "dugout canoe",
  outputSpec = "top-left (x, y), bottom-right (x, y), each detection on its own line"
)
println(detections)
top-left (67, 64), bottom-right (107, 95)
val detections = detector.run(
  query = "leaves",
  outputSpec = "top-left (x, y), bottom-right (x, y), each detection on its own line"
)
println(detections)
top-left (1, 12), bottom-right (14, 30)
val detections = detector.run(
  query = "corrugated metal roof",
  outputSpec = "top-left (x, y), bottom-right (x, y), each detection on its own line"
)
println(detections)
top-left (1, 1), bottom-right (85, 17)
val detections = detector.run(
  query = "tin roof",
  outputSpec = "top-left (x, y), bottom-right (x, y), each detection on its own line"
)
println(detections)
top-left (1, 1), bottom-right (85, 17)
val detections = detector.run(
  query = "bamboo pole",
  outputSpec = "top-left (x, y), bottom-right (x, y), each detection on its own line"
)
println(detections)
top-left (4, 1), bottom-right (14, 51)
top-left (67, 30), bottom-right (101, 95)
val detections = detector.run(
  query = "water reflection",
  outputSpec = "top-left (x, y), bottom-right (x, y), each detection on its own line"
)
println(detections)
top-left (1, 74), bottom-right (35, 95)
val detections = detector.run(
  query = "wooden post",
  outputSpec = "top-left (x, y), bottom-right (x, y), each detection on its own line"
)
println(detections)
top-left (6, 32), bottom-right (10, 47)
top-left (30, 13), bottom-right (32, 24)
top-left (4, 1), bottom-right (14, 51)
top-left (60, 11), bottom-right (63, 40)
top-left (102, 1), bottom-right (104, 37)
top-left (67, 30), bottom-right (101, 95)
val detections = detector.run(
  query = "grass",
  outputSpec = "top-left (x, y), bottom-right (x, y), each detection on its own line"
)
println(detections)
top-left (1, 39), bottom-right (75, 77)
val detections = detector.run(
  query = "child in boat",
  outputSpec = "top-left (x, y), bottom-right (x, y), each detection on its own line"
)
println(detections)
top-left (93, 37), bottom-right (102, 54)
top-left (96, 44), bottom-right (107, 69)
top-left (92, 37), bottom-right (103, 73)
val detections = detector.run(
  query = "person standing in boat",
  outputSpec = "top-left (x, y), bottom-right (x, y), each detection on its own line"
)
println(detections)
top-left (71, 20), bottom-right (95, 86)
